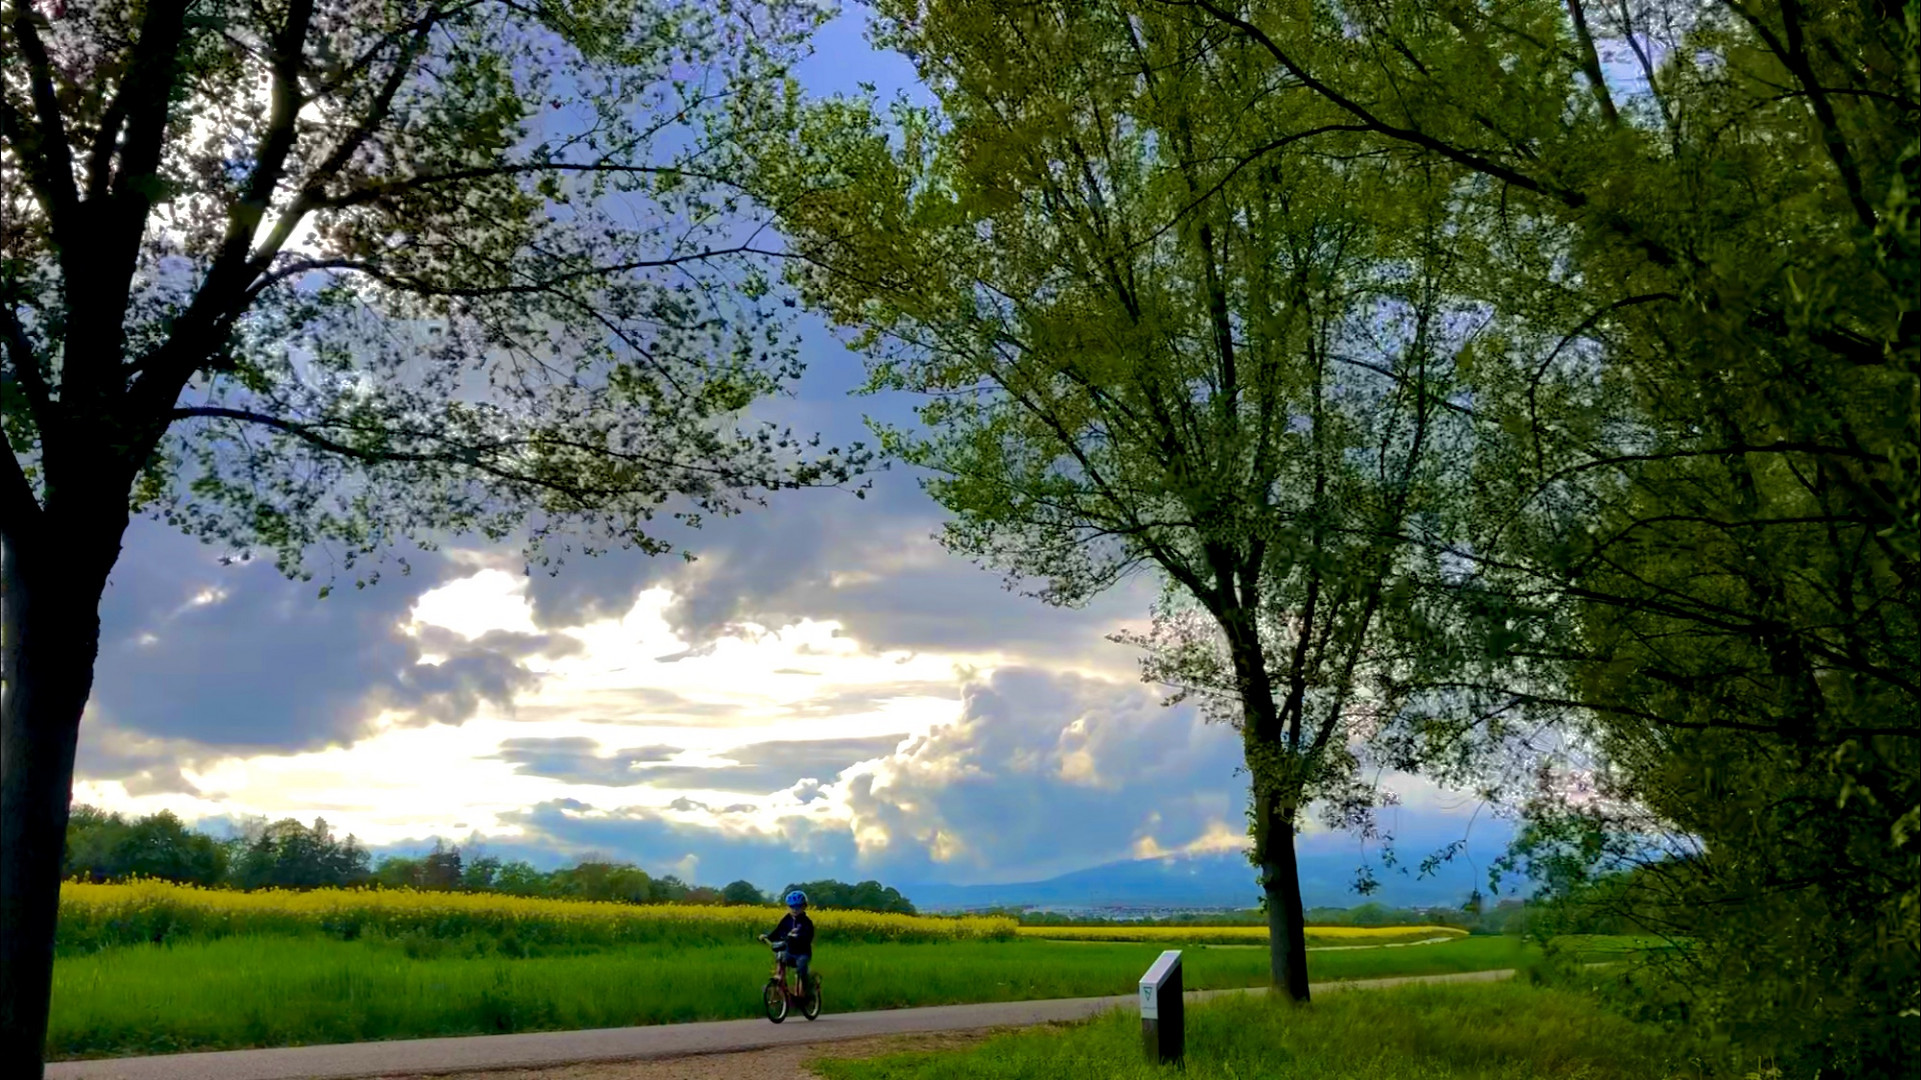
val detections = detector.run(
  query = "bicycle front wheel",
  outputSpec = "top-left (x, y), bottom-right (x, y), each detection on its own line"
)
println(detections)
top-left (763, 979), bottom-right (788, 1023)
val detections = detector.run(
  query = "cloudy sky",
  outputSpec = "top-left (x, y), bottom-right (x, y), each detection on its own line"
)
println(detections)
top-left (71, 9), bottom-right (1507, 897)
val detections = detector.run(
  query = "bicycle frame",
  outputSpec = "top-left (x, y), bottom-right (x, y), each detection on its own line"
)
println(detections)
top-left (769, 952), bottom-right (803, 999)
top-left (768, 946), bottom-right (816, 1002)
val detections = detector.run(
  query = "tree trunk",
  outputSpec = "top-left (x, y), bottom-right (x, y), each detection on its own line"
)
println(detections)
top-left (1256, 786), bottom-right (1311, 1002)
top-left (1212, 590), bottom-right (1309, 1003)
top-left (1, 531), bottom-right (112, 1079)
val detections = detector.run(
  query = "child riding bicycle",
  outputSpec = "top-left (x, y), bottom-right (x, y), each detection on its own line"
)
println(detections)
top-left (760, 890), bottom-right (816, 996)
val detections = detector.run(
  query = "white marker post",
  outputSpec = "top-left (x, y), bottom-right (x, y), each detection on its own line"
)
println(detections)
top-left (1139, 948), bottom-right (1184, 1065)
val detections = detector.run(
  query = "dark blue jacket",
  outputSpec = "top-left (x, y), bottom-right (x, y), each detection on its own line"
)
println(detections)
top-left (770, 911), bottom-right (815, 954)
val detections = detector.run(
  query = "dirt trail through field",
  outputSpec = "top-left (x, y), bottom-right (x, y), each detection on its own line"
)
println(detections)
top-left (48, 968), bottom-right (1518, 1080)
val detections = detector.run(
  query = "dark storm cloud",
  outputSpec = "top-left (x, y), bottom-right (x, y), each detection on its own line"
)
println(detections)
top-left (622, 733), bottom-right (909, 793)
top-left (514, 541), bottom-right (687, 634)
top-left (514, 459), bottom-right (1160, 670)
top-left (81, 519), bottom-right (576, 756)
top-left (73, 723), bottom-right (214, 797)
top-left (495, 799), bottom-right (859, 885)
top-left (504, 318), bottom-right (1151, 663)
top-left (490, 737), bottom-right (685, 785)
top-left (836, 667), bottom-right (1250, 883)
top-left (412, 625), bottom-right (585, 662)
top-left (488, 733), bottom-right (906, 793)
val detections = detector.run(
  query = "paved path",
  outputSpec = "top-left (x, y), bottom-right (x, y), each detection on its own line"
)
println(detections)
top-left (48, 968), bottom-right (1518, 1080)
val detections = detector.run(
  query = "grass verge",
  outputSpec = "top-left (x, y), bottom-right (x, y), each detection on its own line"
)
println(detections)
top-left (811, 979), bottom-right (1707, 1080)
top-left (47, 933), bottom-right (1574, 1059)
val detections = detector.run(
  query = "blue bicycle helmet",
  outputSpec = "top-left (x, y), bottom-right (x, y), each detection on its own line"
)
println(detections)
top-left (785, 890), bottom-right (808, 908)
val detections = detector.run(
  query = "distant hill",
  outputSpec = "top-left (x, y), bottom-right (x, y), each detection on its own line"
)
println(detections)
top-left (906, 847), bottom-right (1518, 912)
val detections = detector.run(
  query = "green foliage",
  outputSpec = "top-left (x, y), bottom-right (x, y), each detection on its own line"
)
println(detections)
top-left (545, 860), bottom-right (659, 905)
top-left (2, 0), bottom-right (872, 582)
top-left (460, 856), bottom-right (502, 892)
top-left (4, 1), bottom-right (870, 1065)
top-left (59, 805), bottom-right (887, 916)
top-left (226, 818), bottom-right (370, 892)
top-left (370, 857), bottom-right (424, 890)
top-left (750, 0), bottom-right (1487, 995)
top-left (783, 879), bottom-right (918, 915)
top-left (61, 807), bottom-right (228, 888)
top-left (1108, 0), bottom-right (1921, 1072)
top-left (370, 840), bottom-right (464, 891)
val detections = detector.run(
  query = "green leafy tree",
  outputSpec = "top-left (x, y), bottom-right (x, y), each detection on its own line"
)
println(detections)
top-left (491, 859), bottom-right (548, 896)
top-left (59, 806), bottom-right (124, 883)
top-left (1168, 0), bottom-right (1918, 1069)
top-left (781, 879), bottom-right (915, 915)
top-left (645, 872), bottom-right (691, 903)
top-left (0, 0), bottom-right (867, 1069)
top-left (720, 879), bottom-right (767, 905)
top-left (418, 840), bottom-right (463, 891)
top-left (227, 817), bottom-right (369, 891)
top-left (370, 855), bottom-right (423, 890)
top-left (550, 859), bottom-right (654, 904)
top-left (61, 806), bottom-right (228, 885)
top-left (461, 855), bottom-right (502, 892)
top-left (753, 0), bottom-right (1474, 998)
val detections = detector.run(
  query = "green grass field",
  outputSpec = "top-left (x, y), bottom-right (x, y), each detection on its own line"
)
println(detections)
top-left (47, 933), bottom-right (1563, 1060)
top-left (812, 979), bottom-right (1707, 1080)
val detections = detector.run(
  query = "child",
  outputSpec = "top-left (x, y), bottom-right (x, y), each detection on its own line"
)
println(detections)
top-left (763, 890), bottom-right (816, 994)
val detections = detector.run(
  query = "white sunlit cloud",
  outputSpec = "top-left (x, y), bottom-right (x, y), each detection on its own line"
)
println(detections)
top-left (80, 558), bottom-right (1034, 849)
top-left (74, 550), bottom-right (1496, 886)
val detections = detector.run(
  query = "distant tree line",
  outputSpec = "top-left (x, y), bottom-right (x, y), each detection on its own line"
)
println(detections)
top-left (778, 879), bottom-right (917, 915)
top-left (62, 807), bottom-right (916, 914)
top-left (997, 896), bottom-right (1530, 936)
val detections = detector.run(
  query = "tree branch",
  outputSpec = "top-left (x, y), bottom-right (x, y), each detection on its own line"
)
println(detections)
top-left (166, 406), bottom-right (815, 494)
top-left (1170, 0), bottom-right (1706, 276)
top-left (217, 0), bottom-right (320, 274)
top-left (1, 1), bottom-right (82, 243)
top-left (1526, 291), bottom-right (1680, 472)
top-left (1173, 0), bottom-right (1559, 202)
top-left (102, 0), bottom-right (191, 218)
top-left (1723, 0), bottom-right (1878, 232)
top-left (1564, 0), bottom-right (1621, 126)
top-left (0, 306), bottom-right (52, 421)
top-left (240, 244), bottom-right (780, 303)
top-left (253, 10), bottom-right (437, 268)
top-left (0, 417), bottom-right (42, 539)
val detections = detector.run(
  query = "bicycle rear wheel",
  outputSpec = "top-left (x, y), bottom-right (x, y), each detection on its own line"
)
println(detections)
top-left (763, 979), bottom-right (788, 1023)
top-left (801, 974), bottom-right (822, 1020)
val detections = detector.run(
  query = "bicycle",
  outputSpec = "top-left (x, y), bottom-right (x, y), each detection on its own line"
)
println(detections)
top-left (758, 934), bottom-right (822, 1023)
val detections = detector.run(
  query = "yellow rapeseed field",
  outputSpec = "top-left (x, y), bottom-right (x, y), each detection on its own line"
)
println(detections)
top-left (1014, 924), bottom-right (1469, 947)
top-left (57, 880), bottom-right (1015, 952)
